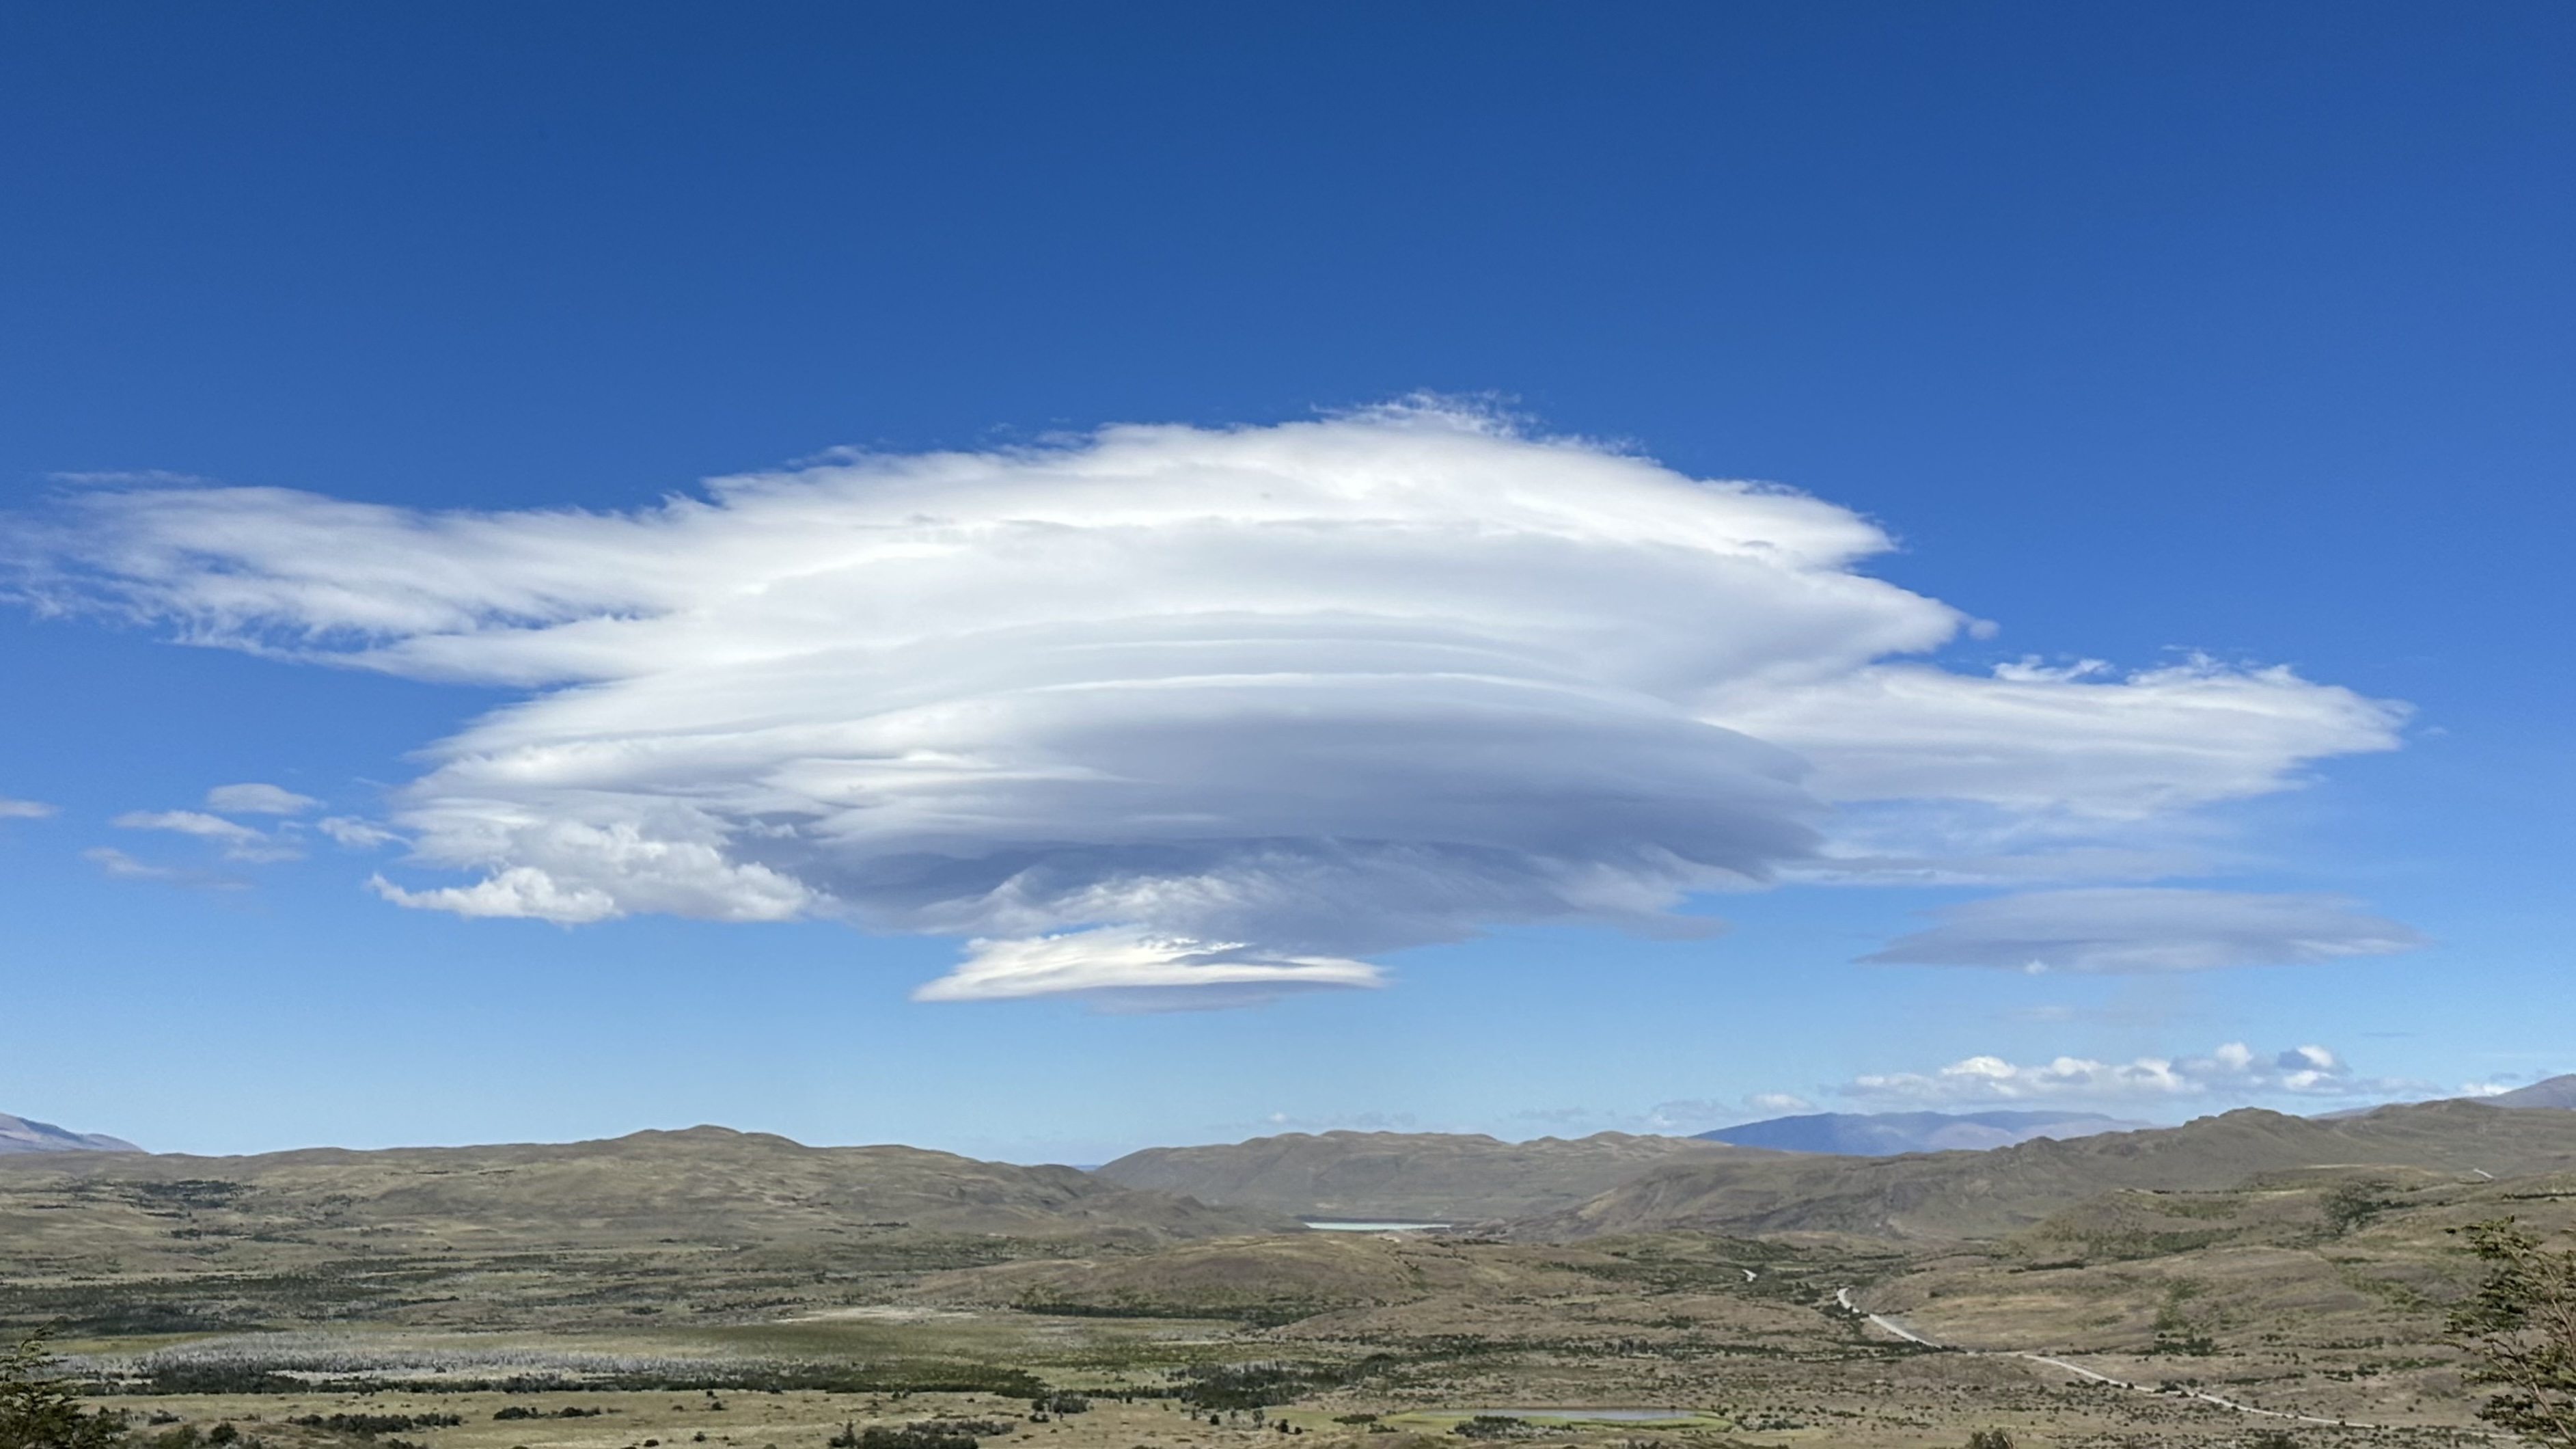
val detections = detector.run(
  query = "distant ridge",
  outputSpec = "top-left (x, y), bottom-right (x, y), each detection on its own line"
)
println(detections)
top-left (0, 1113), bottom-right (139, 1154)
top-left (0, 1123), bottom-right (1291, 1247)
top-left (1533, 1097), bottom-right (2576, 1241)
top-left (1095, 1130), bottom-right (1753, 1221)
top-left (2484, 1073), bottom-right (2576, 1108)
top-left (1697, 1109), bottom-right (2148, 1156)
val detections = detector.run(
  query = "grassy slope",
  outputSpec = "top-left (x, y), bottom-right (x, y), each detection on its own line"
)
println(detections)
top-left (1093, 1131), bottom-right (1755, 1221)
top-left (1536, 1099), bottom-right (2576, 1240)
top-left (0, 1126), bottom-right (1293, 1334)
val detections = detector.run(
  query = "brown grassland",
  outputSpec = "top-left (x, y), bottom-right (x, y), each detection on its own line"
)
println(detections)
top-left (10, 1104), bottom-right (2576, 1449)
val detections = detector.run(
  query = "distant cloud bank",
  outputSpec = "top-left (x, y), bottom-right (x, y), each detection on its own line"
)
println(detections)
top-left (1846, 1041), bottom-right (2413, 1104)
top-left (10, 405), bottom-right (2409, 1004)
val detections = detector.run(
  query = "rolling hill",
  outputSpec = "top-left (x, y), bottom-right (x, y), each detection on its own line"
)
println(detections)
top-left (1094, 1129), bottom-right (1754, 1221)
top-left (0, 1124), bottom-right (1289, 1252)
top-left (1532, 1096), bottom-right (2576, 1241)
top-left (0, 1124), bottom-right (1297, 1333)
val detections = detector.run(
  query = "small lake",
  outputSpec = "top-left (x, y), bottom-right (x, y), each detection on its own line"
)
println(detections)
top-left (1300, 1219), bottom-right (1451, 1232)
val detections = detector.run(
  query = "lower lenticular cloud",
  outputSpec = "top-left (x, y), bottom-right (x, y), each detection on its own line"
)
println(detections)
top-left (1859, 887), bottom-right (2428, 973)
top-left (10, 406), bottom-right (2407, 1003)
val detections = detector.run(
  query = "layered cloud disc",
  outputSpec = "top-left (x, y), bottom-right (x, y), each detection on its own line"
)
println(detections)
top-left (13, 407), bottom-right (2409, 1001)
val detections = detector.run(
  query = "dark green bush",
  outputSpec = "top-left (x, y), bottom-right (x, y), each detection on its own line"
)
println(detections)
top-left (2, 1330), bottom-right (128, 1449)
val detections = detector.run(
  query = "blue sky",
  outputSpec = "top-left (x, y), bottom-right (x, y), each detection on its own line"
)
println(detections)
top-left (2, 3), bottom-right (2570, 1163)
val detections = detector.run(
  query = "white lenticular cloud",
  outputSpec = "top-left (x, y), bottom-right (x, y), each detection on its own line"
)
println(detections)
top-left (916, 927), bottom-right (1384, 1010)
top-left (1847, 1041), bottom-right (2413, 1104)
top-left (10, 406), bottom-right (2407, 1003)
top-left (1859, 887), bottom-right (2428, 973)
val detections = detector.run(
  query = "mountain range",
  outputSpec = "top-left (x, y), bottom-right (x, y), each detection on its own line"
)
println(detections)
top-left (1694, 1108), bottom-right (2148, 1155)
top-left (2486, 1072), bottom-right (2576, 1107)
top-left (1538, 1094), bottom-right (2576, 1240)
top-left (0, 1112), bottom-right (139, 1154)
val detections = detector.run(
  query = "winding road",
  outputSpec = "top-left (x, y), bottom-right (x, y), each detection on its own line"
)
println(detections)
top-left (1831, 1286), bottom-right (2493, 1436)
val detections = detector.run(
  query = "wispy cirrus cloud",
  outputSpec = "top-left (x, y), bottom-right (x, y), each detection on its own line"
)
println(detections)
top-left (44, 470), bottom-right (211, 488)
top-left (0, 797), bottom-right (55, 820)
top-left (81, 845), bottom-right (243, 889)
top-left (10, 406), bottom-right (2407, 1004)
top-left (316, 816), bottom-right (400, 849)
top-left (112, 809), bottom-right (303, 863)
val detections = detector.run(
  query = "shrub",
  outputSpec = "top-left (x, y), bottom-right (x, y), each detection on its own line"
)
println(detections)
top-left (2448, 1218), bottom-right (2576, 1448)
top-left (2, 1330), bottom-right (128, 1449)
top-left (828, 1423), bottom-right (988, 1449)
top-left (284, 1417), bottom-right (461, 1437)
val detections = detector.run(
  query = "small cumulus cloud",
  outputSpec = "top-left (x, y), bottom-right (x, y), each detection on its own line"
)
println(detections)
top-left (1648, 1083), bottom-right (1813, 1129)
top-left (0, 797), bottom-right (55, 820)
top-left (204, 782), bottom-right (318, 815)
top-left (371, 866), bottom-right (620, 923)
top-left (1639, 1101), bottom-right (1724, 1132)
top-left (1861, 888), bottom-right (2427, 974)
top-left (9, 407), bottom-right (2407, 1004)
top-left (1846, 1041), bottom-right (2417, 1105)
